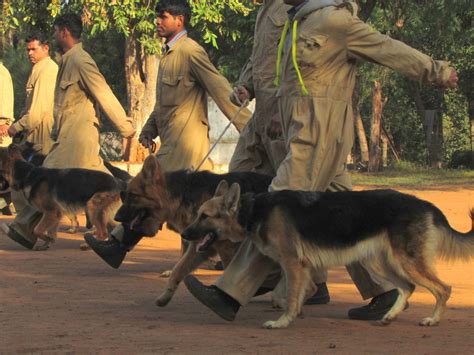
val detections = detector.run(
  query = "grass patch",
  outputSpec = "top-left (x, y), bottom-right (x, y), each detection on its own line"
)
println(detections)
top-left (351, 168), bottom-right (474, 188)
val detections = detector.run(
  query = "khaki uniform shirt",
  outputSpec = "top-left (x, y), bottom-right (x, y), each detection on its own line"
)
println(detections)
top-left (44, 43), bottom-right (134, 173)
top-left (13, 57), bottom-right (58, 155)
top-left (229, 0), bottom-right (290, 174)
top-left (272, 1), bottom-right (452, 192)
top-left (0, 62), bottom-right (14, 147)
top-left (141, 35), bottom-right (251, 172)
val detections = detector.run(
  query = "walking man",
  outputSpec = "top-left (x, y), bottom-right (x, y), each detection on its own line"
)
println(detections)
top-left (1, 14), bottom-right (135, 250)
top-left (184, 0), bottom-right (459, 322)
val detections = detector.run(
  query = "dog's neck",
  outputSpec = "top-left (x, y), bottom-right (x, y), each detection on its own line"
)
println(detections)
top-left (237, 193), bottom-right (256, 232)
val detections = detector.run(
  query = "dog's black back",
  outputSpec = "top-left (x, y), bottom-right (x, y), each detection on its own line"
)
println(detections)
top-left (241, 189), bottom-right (447, 248)
top-left (14, 160), bottom-right (125, 206)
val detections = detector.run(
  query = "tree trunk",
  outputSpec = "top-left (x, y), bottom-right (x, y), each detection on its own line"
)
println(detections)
top-left (356, 113), bottom-right (369, 164)
top-left (352, 77), bottom-right (369, 167)
top-left (368, 80), bottom-right (383, 172)
top-left (123, 32), bottom-right (159, 163)
top-left (470, 94), bottom-right (474, 154)
top-left (381, 134), bottom-right (388, 168)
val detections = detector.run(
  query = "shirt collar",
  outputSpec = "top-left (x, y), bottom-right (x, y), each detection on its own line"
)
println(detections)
top-left (162, 30), bottom-right (188, 54)
top-left (287, 0), bottom-right (309, 19)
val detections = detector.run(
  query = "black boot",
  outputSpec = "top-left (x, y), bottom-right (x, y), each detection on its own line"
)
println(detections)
top-left (348, 289), bottom-right (406, 320)
top-left (84, 225), bottom-right (143, 269)
top-left (1, 206), bottom-right (13, 215)
top-left (184, 275), bottom-right (240, 321)
top-left (305, 282), bottom-right (330, 305)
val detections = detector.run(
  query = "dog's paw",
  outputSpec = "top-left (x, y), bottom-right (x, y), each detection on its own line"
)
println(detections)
top-left (79, 242), bottom-right (90, 251)
top-left (34, 243), bottom-right (50, 251)
top-left (160, 270), bottom-right (172, 278)
top-left (262, 319), bottom-right (289, 329)
top-left (380, 313), bottom-right (397, 325)
top-left (419, 317), bottom-right (439, 327)
top-left (156, 291), bottom-right (173, 307)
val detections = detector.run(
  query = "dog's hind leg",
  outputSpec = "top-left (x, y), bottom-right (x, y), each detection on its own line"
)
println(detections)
top-left (156, 243), bottom-right (217, 307)
top-left (87, 192), bottom-right (121, 241)
top-left (401, 260), bottom-right (451, 326)
top-left (66, 214), bottom-right (79, 233)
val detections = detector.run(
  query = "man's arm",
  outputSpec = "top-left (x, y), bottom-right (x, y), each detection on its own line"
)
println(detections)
top-left (189, 46), bottom-right (252, 132)
top-left (79, 59), bottom-right (135, 138)
top-left (139, 111), bottom-right (159, 148)
top-left (344, 12), bottom-right (456, 88)
top-left (238, 58), bottom-right (255, 100)
top-left (0, 69), bottom-right (14, 125)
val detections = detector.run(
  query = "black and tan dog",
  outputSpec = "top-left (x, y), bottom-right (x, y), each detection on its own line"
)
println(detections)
top-left (182, 181), bottom-right (474, 329)
top-left (0, 145), bottom-right (126, 250)
top-left (109, 155), bottom-right (272, 307)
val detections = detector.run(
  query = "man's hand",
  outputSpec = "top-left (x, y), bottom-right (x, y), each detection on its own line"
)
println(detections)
top-left (0, 125), bottom-right (9, 137)
top-left (7, 125), bottom-right (17, 137)
top-left (267, 113), bottom-right (283, 140)
top-left (232, 85), bottom-right (250, 105)
top-left (443, 68), bottom-right (458, 89)
top-left (139, 132), bottom-right (154, 149)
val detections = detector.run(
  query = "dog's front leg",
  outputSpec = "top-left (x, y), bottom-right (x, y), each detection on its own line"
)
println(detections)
top-left (271, 275), bottom-right (287, 309)
top-left (263, 258), bottom-right (311, 329)
top-left (33, 209), bottom-right (61, 251)
top-left (156, 242), bottom-right (216, 307)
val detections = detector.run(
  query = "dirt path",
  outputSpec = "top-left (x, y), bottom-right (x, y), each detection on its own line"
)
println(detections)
top-left (1, 187), bottom-right (473, 354)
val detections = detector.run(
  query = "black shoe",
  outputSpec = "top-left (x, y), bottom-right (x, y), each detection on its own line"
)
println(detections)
top-left (1, 224), bottom-right (36, 250)
top-left (348, 289), bottom-right (406, 320)
top-left (84, 233), bottom-right (127, 269)
top-left (305, 282), bottom-right (330, 305)
top-left (1, 206), bottom-right (13, 215)
top-left (184, 275), bottom-right (240, 321)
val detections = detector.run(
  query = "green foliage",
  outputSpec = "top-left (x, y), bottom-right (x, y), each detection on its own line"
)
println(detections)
top-left (2, 0), bottom-right (255, 55)
top-left (356, 0), bottom-right (472, 167)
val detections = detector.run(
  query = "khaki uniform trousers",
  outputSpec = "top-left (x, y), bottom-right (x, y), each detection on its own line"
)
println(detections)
top-left (219, 101), bottom-right (394, 305)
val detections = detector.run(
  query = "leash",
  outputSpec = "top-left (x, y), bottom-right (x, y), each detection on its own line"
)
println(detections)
top-left (194, 96), bottom-right (249, 171)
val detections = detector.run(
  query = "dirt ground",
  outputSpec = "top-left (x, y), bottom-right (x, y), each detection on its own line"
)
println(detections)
top-left (0, 186), bottom-right (473, 354)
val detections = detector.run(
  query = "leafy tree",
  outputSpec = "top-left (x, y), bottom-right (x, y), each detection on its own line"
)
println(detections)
top-left (1, 0), bottom-right (255, 161)
top-left (356, 0), bottom-right (471, 168)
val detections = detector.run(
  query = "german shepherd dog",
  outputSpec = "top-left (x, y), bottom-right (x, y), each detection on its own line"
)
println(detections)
top-left (114, 155), bottom-right (272, 307)
top-left (182, 181), bottom-right (474, 329)
top-left (0, 145), bottom-right (127, 250)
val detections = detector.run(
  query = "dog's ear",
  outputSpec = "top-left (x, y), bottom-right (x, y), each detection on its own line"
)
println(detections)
top-left (142, 155), bottom-right (165, 184)
top-left (215, 180), bottom-right (229, 197)
top-left (225, 183), bottom-right (241, 215)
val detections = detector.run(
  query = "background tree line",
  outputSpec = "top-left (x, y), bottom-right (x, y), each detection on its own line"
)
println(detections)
top-left (0, 0), bottom-right (472, 169)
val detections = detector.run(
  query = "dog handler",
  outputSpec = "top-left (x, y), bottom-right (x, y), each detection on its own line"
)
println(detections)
top-left (1, 14), bottom-right (135, 249)
top-left (8, 33), bottom-right (58, 155)
top-left (85, 0), bottom-right (252, 261)
top-left (184, 0), bottom-right (458, 321)
top-left (0, 60), bottom-right (14, 214)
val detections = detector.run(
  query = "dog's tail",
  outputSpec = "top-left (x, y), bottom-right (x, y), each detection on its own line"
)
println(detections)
top-left (437, 208), bottom-right (474, 262)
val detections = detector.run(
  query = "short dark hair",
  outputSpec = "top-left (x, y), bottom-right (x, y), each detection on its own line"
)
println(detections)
top-left (25, 32), bottom-right (49, 46)
top-left (53, 13), bottom-right (83, 39)
top-left (156, 0), bottom-right (192, 28)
